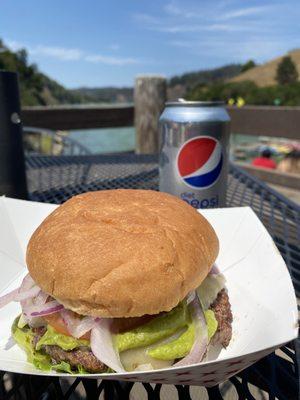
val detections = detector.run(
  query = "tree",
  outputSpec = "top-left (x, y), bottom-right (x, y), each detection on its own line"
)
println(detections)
top-left (241, 60), bottom-right (256, 73)
top-left (16, 49), bottom-right (28, 65)
top-left (276, 56), bottom-right (298, 85)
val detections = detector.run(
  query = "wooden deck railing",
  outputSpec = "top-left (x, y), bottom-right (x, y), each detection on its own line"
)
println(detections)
top-left (20, 76), bottom-right (299, 191)
top-left (22, 104), bottom-right (300, 141)
top-left (22, 104), bottom-right (134, 130)
top-left (228, 106), bottom-right (300, 140)
top-left (235, 162), bottom-right (300, 190)
top-left (22, 104), bottom-right (300, 190)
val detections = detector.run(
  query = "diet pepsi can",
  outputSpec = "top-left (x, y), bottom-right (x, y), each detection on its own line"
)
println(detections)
top-left (159, 100), bottom-right (230, 208)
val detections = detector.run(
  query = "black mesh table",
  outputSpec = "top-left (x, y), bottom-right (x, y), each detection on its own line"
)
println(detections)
top-left (1, 153), bottom-right (299, 399)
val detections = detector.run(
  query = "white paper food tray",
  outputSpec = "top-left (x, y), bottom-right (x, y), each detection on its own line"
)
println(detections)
top-left (0, 197), bottom-right (297, 387)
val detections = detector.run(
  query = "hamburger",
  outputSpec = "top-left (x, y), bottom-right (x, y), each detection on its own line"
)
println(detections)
top-left (1, 190), bottom-right (232, 373)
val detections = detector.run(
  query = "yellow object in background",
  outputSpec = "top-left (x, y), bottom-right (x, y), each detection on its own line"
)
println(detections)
top-left (237, 97), bottom-right (245, 107)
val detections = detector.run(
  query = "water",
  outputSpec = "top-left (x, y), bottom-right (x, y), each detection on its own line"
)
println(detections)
top-left (69, 127), bottom-right (135, 154)
top-left (69, 128), bottom-right (268, 163)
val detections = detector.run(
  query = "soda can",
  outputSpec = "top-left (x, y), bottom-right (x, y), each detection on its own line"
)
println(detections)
top-left (159, 100), bottom-right (230, 209)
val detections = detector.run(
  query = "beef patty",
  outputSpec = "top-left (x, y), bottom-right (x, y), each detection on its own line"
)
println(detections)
top-left (32, 289), bottom-right (232, 372)
top-left (43, 345), bottom-right (107, 373)
top-left (32, 327), bottom-right (106, 373)
top-left (210, 289), bottom-right (233, 348)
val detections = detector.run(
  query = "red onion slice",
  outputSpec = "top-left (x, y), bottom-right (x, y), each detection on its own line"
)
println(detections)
top-left (4, 336), bottom-right (16, 350)
top-left (19, 274), bottom-right (36, 292)
top-left (91, 319), bottom-right (125, 373)
top-left (210, 264), bottom-right (220, 275)
top-left (23, 300), bottom-right (64, 317)
top-left (0, 288), bottom-right (20, 308)
top-left (186, 291), bottom-right (196, 304)
top-left (16, 286), bottom-right (41, 301)
top-left (174, 295), bottom-right (208, 367)
top-left (20, 274), bottom-right (40, 309)
top-left (34, 290), bottom-right (49, 306)
top-left (61, 309), bottom-right (96, 339)
top-left (0, 274), bottom-right (63, 323)
top-left (0, 278), bottom-right (40, 309)
top-left (17, 274), bottom-right (58, 323)
top-left (134, 363), bottom-right (153, 371)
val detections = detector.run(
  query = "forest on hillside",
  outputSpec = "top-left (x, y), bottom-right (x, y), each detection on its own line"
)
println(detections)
top-left (0, 39), bottom-right (245, 106)
top-left (0, 40), bottom-right (88, 105)
top-left (186, 56), bottom-right (300, 106)
top-left (1, 38), bottom-right (299, 106)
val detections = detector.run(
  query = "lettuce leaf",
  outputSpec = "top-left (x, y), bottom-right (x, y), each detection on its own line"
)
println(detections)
top-left (116, 298), bottom-right (219, 361)
top-left (12, 317), bottom-right (89, 374)
top-left (115, 302), bottom-right (188, 352)
top-left (148, 322), bottom-right (195, 360)
top-left (12, 288), bottom-right (220, 370)
top-left (146, 308), bottom-right (218, 361)
top-left (204, 309), bottom-right (218, 340)
top-left (52, 361), bottom-right (88, 374)
top-left (12, 318), bottom-right (52, 371)
top-left (36, 325), bottom-right (90, 351)
top-left (134, 305), bottom-right (218, 361)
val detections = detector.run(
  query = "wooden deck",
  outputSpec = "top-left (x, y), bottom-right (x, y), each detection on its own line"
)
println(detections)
top-left (269, 184), bottom-right (300, 205)
top-left (22, 104), bottom-right (300, 141)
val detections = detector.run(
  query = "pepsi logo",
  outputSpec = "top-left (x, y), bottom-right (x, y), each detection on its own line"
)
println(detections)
top-left (177, 136), bottom-right (223, 189)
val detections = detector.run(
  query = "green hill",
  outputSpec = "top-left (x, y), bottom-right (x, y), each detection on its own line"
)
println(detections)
top-left (0, 39), bottom-right (86, 106)
top-left (230, 49), bottom-right (300, 87)
top-left (70, 87), bottom-right (133, 103)
top-left (169, 64), bottom-right (243, 88)
top-left (0, 38), bottom-right (252, 105)
top-left (167, 64), bottom-right (243, 100)
top-left (72, 65), bottom-right (244, 103)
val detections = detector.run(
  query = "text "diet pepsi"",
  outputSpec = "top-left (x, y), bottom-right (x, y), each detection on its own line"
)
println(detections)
top-left (159, 100), bottom-right (230, 208)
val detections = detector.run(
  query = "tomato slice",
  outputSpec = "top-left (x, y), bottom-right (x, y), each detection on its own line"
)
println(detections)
top-left (44, 312), bottom-right (158, 338)
top-left (43, 313), bottom-right (91, 340)
top-left (110, 315), bottom-right (156, 333)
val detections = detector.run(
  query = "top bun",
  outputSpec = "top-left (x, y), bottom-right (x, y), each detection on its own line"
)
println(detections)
top-left (26, 190), bottom-right (219, 318)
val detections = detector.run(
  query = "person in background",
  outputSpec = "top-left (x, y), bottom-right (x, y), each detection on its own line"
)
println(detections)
top-left (251, 149), bottom-right (277, 170)
top-left (277, 150), bottom-right (300, 175)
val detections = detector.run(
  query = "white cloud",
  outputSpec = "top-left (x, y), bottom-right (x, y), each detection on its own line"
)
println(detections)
top-left (133, 4), bottom-right (270, 34)
top-left (168, 40), bottom-right (193, 48)
top-left (85, 54), bottom-right (139, 65)
top-left (30, 45), bottom-right (83, 61)
top-left (168, 35), bottom-right (300, 65)
top-left (158, 24), bottom-right (202, 33)
top-left (218, 6), bottom-right (270, 21)
top-left (133, 13), bottom-right (161, 25)
top-left (206, 23), bottom-right (269, 33)
top-left (227, 38), bottom-right (296, 61)
top-left (5, 40), bottom-right (140, 66)
top-left (5, 39), bottom-right (23, 52)
top-left (164, 2), bottom-right (270, 22)
top-left (155, 22), bottom-right (269, 34)
top-left (109, 44), bottom-right (120, 51)
top-left (164, 3), bottom-right (181, 16)
top-left (164, 3), bottom-right (195, 18)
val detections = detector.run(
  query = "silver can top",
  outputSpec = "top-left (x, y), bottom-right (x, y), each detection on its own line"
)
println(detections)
top-left (166, 99), bottom-right (225, 107)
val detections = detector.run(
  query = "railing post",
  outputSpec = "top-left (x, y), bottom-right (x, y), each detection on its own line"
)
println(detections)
top-left (0, 71), bottom-right (28, 199)
top-left (134, 75), bottom-right (167, 154)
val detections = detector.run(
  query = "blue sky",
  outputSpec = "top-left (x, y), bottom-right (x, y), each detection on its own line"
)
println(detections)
top-left (0, 0), bottom-right (299, 88)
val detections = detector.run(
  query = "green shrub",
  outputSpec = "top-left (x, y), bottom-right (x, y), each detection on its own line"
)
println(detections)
top-left (186, 80), bottom-right (300, 106)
